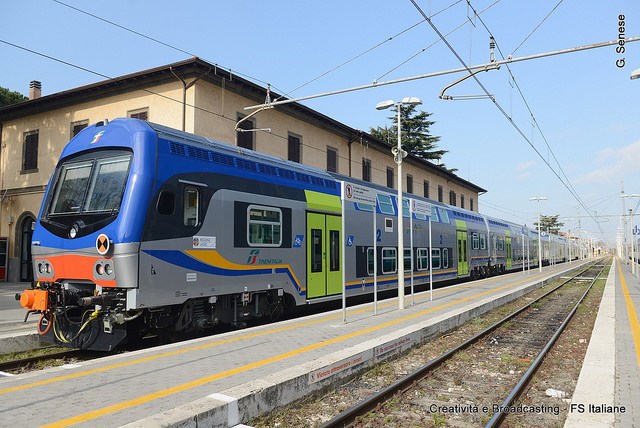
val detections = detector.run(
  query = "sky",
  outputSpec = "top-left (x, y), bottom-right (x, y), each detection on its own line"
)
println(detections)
top-left (1, 0), bottom-right (639, 247)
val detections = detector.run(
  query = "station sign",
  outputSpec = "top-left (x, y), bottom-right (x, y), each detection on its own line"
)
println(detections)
top-left (410, 198), bottom-right (432, 217)
top-left (342, 181), bottom-right (377, 205)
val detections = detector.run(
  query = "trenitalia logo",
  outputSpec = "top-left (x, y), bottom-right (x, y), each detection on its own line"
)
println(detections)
top-left (247, 249), bottom-right (260, 264)
top-left (246, 249), bottom-right (283, 265)
top-left (90, 130), bottom-right (105, 144)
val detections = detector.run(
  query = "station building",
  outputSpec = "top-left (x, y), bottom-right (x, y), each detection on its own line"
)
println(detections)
top-left (0, 57), bottom-right (485, 282)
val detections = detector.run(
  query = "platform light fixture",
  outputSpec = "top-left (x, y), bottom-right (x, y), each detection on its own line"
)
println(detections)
top-left (376, 97), bottom-right (422, 310)
top-left (529, 197), bottom-right (547, 272)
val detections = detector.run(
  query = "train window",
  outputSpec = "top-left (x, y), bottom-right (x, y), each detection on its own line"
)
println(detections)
top-left (183, 187), bottom-right (200, 227)
top-left (355, 203), bottom-right (374, 212)
top-left (377, 194), bottom-right (395, 215)
top-left (402, 199), bottom-right (410, 218)
top-left (417, 248), bottom-right (429, 270)
top-left (438, 208), bottom-right (450, 224)
top-left (311, 229), bottom-right (322, 273)
top-left (442, 248), bottom-right (449, 269)
top-left (472, 233), bottom-right (479, 250)
top-left (84, 156), bottom-right (131, 212)
top-left (382, 248), bottom-right (397, 274)
top-left (480, 233), bottom-right (487, 250)
top-left (367, 248), bottom-right (375, 275)
top-left (404, 248), bottom-right (412, 272)
top-left (431, 248), bottom-right (441, 269)
top-left (157, 191), bottom-right (175, 215)
top-left (498, 237), bottom-right (504, 251)
top-left (247, 205), bottom-right (282, 247)
top-left (51, 161), bottom-right (93, 213)
top-left (329, 230), bottom-right (340, 272)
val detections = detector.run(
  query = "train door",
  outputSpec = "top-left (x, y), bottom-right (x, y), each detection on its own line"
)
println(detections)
top-left (307, 213), bottom-right (342, 298)
top-left (456, 229), bottom-right (469, 276)
top-left (506, 235), bottom-right (512, 269)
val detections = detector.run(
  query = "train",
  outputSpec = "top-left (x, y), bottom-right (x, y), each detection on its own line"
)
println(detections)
top-left (17, 118), bottom-right (577, 350)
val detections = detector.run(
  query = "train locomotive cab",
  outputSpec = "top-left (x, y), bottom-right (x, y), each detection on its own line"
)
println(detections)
top-left (19, 119), bottom-right (155, 350)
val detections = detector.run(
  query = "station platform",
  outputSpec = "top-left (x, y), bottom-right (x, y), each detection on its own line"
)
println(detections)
top-left (0, 259), bottom-right (631, 427)
top-left (565, 257), bottom-right (640, 428)
top-left (0, 281), bottom-right (39, 354)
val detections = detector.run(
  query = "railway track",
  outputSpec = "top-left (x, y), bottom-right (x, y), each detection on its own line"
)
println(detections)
top-left (0, 349), bottom-right (89, 374)
top-left (319, 261), bottom-right (606, 428)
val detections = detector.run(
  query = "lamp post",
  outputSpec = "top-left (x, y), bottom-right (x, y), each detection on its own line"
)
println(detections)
top-left (529, 197), bottom-right (547, 272)
top-left (376, 97), bottom-right (422, 310)
top-left (621, 193), bottom-right (640, 274)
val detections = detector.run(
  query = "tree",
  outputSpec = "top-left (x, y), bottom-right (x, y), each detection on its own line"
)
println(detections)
top-left (370, 104), bottom-right (454, 170)
top-left (534, 215), bottom-right (564, 234)
top-left (0, 86), bottom-right (28, 107)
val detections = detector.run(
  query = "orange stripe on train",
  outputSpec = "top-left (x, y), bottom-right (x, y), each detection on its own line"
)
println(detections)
top-left (34, 254), bottom-right (116, 288)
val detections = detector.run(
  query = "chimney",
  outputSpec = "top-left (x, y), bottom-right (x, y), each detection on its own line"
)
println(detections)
top-left (29, 80), bottom-right (42, 100)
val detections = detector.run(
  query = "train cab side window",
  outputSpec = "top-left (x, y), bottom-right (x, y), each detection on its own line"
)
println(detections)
top-left (480, 233), bottom-right (487, 250)
top-left (157, 191), bottom-right (175, 215)
top-left (183, 187), bottom-right (200, 227)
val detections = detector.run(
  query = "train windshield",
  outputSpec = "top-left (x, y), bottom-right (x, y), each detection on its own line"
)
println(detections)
top-left (49, 153), bottom-right (131, 215)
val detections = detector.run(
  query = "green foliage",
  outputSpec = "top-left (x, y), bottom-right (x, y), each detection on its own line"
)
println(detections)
top-left (534, 214), bottom-right (564, 234)
top-left (370, 104), bottom-right (455, 171)
top-left (0, 86), bottom-right (28, 107)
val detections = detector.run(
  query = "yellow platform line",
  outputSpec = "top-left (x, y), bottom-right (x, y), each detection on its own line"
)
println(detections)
top-left (42, 272), bottom-right (545, 427)
top-left (617, 260), bottom-right (640, 368)
top-left (1, 268), bottom-right (551, 398)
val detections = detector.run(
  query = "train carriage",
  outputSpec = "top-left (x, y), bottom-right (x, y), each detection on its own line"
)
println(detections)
top-left (19, 118), bottom-right (571, 350)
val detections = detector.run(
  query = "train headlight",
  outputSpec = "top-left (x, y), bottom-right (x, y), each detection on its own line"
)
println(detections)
top-left (93, 260), bottom-right (115, 280)
top-left (69, 224), bottom-right (78, 239)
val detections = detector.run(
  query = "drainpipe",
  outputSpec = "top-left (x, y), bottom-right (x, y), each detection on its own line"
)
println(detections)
top-left (170, 67), bottom-right (211, 131)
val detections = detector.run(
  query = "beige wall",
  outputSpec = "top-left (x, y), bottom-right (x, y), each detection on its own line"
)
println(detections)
top-left (0, 77), bottom-right (480, 281)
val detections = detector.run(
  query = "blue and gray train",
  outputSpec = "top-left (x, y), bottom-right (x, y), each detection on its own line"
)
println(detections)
top-left (18, 119), bottom-right (575, 350)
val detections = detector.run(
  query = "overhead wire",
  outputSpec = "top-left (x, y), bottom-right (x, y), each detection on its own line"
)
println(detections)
top-left (511, 0), bottom-right (566, 56)
top-left (464, 0), bottom-right (596, 233)
top-left (464, 0), bottom-right (587, 212)
top-left (408, 0), bottom-right (601, 233)
top-left (375, 0), bottom-right (501, 82)
top-left (50, 0), bottom-right (291, 97)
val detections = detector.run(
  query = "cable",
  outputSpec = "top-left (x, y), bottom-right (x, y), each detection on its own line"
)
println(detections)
top-left (376, 0), bottom-right (501, 82)
top-left (0, 38), bottom-right (234, 124)
top-left (50, 0), bottom-right (290, 97)
top-left (465, 0), bottom-right (592, 227)
top-left (408, 0), bottom-right (601, 234)
top-left (511, 0), bottom-right (566, 56)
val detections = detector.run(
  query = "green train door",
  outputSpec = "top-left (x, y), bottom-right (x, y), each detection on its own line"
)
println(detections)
top-left (456, 230), bottom-right (469, 276)
top-left (505, 235), bottom-right (512, 269)
top-left (307, 213), bottom-right (342, 298)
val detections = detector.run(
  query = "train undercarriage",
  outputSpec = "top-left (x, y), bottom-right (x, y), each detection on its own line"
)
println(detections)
top-left (18, 282), bottom-right (288, 351)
